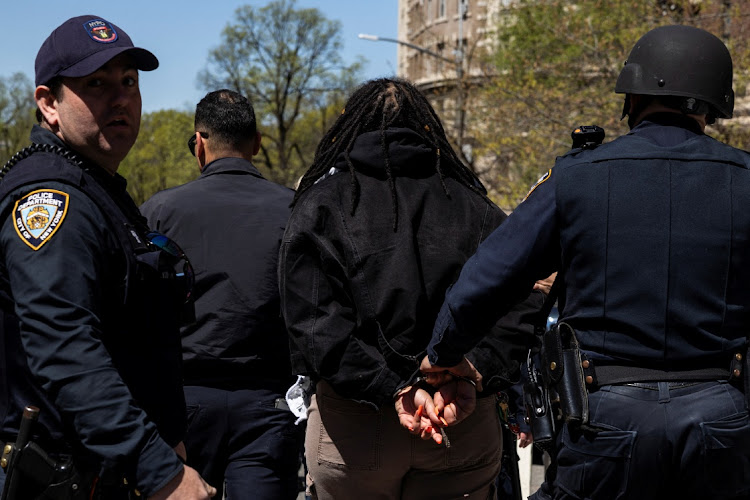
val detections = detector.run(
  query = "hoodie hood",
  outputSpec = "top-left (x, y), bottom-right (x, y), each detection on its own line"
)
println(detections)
top-left (333, 127), bottom-right (436, 178)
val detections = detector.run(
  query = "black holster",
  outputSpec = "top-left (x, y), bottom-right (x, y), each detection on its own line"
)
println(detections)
top-left (1, 442), bottom-right (90, 500)
top-left (522, 375), bottom-right (557, 451)
top-left (542, 322), bottom-right (589, 425)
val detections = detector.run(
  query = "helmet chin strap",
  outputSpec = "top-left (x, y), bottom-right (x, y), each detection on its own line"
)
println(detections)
top-left (620, 95), bottom-right (630, 121)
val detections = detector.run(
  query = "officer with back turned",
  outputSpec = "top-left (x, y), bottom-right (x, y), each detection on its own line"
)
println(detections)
top-left (0, 15), bottom-right (215, 499)
top-left (140, 89), bottom-right (302, 500)
top-left (421, 25), bottom-right (750, 500)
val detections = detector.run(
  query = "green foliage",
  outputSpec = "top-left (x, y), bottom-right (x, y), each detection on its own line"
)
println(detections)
top-left (0, 73), bottom-right (36, 162)
top-left (198, 0), bottom-right (363, 187)
top-left (119, 109), bottom-right (198, 205)
top-left (477, 0), bottom-right (750, 211)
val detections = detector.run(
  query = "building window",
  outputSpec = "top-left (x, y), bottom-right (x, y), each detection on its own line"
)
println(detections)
top-left (427, 0), bottom-right (433, 20)
top-left (439, 0), bottom-right (446, 18)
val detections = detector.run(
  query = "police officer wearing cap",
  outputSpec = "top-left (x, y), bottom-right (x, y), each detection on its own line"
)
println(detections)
top-left (0, 15), bottom-right (215, 499)
top-left (421, 25), bottom-right (750, 500)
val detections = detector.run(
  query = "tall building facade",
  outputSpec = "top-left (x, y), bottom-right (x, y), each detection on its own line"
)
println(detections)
top-left (397, 0), bottom-right (507, 164)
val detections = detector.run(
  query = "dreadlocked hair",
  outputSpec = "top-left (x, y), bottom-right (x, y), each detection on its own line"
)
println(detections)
top-left (293, 78), bottom-right (488, 231)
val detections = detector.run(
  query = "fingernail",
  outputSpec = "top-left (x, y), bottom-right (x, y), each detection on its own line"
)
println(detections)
top-left (435, 434), bottom-right (443, 444)
top-left (439, 416), bottom-right (448, 426)
top-left (426, 426), bottom-right (433, 433)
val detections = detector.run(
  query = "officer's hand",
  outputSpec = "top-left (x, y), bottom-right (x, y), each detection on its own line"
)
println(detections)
top-left (147, 465), bottom-right (216, 499)
top-left (533, 272), bottom-right (557, 296)
top-left (518, 431), bottom-right (533, 448)
top-left (395, 384), bottom-right (440, 442)
top-left (419, 355), bottom-right (484, 392)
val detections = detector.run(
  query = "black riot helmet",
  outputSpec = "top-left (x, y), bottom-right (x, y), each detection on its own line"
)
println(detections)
top-left (615, 25), bottom-right (734, 120)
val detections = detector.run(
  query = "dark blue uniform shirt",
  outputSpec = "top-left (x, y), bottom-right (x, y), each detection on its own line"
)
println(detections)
top-left (429, 113), bottom-right (750, 371)
top-left (0, 126), bottom-right (184, 496)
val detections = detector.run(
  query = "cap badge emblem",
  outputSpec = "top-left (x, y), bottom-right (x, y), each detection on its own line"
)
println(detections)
top-left (83, 19), bottom-right (118, 43)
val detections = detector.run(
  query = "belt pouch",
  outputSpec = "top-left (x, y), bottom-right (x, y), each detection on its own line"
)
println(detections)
top-left (522, 378), bottom-right (556, 451)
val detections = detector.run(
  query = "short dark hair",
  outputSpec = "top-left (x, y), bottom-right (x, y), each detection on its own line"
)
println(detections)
top-left (195, 89), bottom-right (257, 150)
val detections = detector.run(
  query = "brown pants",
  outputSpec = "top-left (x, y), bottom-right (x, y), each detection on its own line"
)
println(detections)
top-left (305, 381), bottom-right (503, 500)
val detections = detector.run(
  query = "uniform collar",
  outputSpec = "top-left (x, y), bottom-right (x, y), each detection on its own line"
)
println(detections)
top-left (630, 112), bottom-right (705, 148)
top-left (30, 123), bottom-right (68, 149)
top-left (200, 156), bottom-right (264, 179)
top-left (29, 124), bottom-right (129, 191)
top-left (633, 112), bottom-right (705, 136)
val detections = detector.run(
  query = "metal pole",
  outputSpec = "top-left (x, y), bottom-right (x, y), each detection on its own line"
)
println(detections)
top-left (358, 34), bottom-right (454, 64)
top-left (456, 0), bottom-right (466, 150)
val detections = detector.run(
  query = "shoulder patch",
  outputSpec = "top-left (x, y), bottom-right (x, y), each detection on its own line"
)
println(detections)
top-left (13, 189), bottom-right (69, 250)
top-left (523, 169), bottom-right (551, 202)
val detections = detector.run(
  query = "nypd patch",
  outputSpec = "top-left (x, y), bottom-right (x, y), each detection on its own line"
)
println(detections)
top-left (523, 169), bottom-right (551, 202)
top-left (84, 19), bottom-right (118, 43)
top-left (13, 190), bottom-right (69, 251)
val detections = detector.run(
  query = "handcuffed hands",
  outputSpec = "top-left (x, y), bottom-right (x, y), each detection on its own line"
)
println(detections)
top-left (394, 384), bottom-right (442, 443)
top-left (394, 355), bottom-right (482, 444)
top-left (419, 355), bottom-right (483, 393)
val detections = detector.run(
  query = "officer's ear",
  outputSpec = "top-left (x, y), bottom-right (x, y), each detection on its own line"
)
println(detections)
top-left (195, 132), bottom-right (207, 169)
top-left (252, 131), bottom-right (261, 156)
top-left (35, 85), bottom-right (60, 128)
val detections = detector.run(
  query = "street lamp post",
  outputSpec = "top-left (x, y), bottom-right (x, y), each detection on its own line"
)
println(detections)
top-left (358, 25), bottom-right (465, 151)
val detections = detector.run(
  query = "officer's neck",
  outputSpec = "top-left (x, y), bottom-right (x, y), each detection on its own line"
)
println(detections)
top-left (631, 102), bottom-right (707, 132)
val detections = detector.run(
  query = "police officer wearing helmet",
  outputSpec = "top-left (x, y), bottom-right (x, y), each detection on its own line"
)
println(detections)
top-left (0, 15), bottom-right (215, 499)
top-left (421, 25), bottom-right (750, 500)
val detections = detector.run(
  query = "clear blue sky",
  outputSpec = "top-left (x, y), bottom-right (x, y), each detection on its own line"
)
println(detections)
top-left (2, 0), bottom-right (398, 113)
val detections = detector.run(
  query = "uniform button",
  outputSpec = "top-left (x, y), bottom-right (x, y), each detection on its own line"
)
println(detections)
top-left (585, 375), bottom-right (593, 384)
top-left (736, 353), bottom-right (743, 361)
top-left (550, 362), bottom-right (557, 371)
top-left (582, 360), bottom-right (590, 369)
top-left (3, 445), bottom-right (10, 455)
top-left (0, 458), bottom-right (7, 468)
top-left (733, 368), bottom-right (741, 378)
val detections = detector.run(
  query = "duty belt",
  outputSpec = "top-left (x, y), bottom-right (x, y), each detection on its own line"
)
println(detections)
top-left (590, 364), bottom-right (733, 387)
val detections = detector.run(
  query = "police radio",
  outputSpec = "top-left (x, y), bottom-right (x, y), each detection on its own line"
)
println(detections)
top-left (571, 125), bottom-right (605, 150)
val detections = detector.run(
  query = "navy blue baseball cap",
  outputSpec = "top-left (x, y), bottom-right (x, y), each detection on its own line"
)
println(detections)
top-left (35, 15), bottom-right (158, 87)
